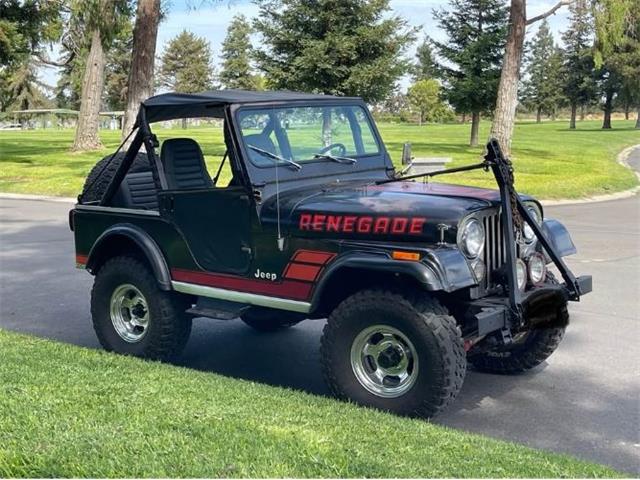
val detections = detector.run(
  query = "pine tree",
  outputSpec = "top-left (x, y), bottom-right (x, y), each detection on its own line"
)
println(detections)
top-left (413, 37), bottom-right (438, 81)
top-left (561, 0), bottom-right (597, 129)
top-left (158, 30), bottom-right (215, 94)
top-left (432, 0), bottom-right (508, 146)
top-left (254, 0), bottom-right (416, 103)
top-left (521, 20), bottom-right (564, 122)
top-left (220, 14), bottom-right (259, 90)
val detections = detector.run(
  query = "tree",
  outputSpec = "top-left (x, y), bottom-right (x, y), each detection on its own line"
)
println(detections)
top-left (71, 0), bottom-right (130, 151)
top-left (592, 0), bottom-right (639, 128)
top-left (490, 0), bottom-right (572, 153)
top-left (521, 20), bottom-right (565, 122)
top-left (432, 0), bottom-right (508, 146)
top-left (121, 0), bottom-right (161, 139)
top-left (254, 0), bottom-right (416, 103)
top-left (407, 79), bottom-right (449, 125)
top-left (6, 58), bottom-right (50, 111)
top-left (413, 37), bottom-right (438, 81)
top-left (105, 21), bottom-right (134, 111)
top-left (219, 14), bottom-right (260, 90)
top-left (561, 0), bottom-right (597, 129)
top-left (158, 30), bottom-right (215, 93)
top-left (0, 0), bottom-right (63, 67)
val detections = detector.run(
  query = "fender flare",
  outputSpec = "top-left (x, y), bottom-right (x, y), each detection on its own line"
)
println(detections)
top-left (310, 249), bottom-right (475, 311)
top-left (86, 223), bottom-right (172, 290)
top-left (541, 218), bottom-right (577, 258)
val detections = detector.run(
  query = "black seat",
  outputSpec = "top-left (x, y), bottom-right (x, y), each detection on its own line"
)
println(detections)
top-left (161, 138), bottom-right (213, 190)
top-left (244, 133), bottom-right (278, 166)
top-left (112, 171), bottom-right (159, 210)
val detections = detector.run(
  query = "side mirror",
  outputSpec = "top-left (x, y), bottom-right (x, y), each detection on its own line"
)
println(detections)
top-left (399, 142), bottom-right (413, 175)
top-left (401, 142), bottom-right (412, 165)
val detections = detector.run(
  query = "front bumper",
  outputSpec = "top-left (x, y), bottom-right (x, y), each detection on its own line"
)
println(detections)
top-left (468, 275), bottom-right (592, 337)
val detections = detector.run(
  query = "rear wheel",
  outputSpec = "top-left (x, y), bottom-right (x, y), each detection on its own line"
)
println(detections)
top-left (91, 256), bottom-right (192, 360)
top-left (320, 289), bottom-right (466, 418)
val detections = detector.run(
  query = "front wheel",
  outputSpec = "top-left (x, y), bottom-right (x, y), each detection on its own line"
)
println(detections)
top-left (320, 290), bottom-right (466, 418)
top-left (91, 256), bottom-right (192, 360)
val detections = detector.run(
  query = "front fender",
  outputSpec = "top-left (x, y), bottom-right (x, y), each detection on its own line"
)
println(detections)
top-left (310, 248), bottom-right (475, 310)
top-left (541, 218), bottom-right (577, 258)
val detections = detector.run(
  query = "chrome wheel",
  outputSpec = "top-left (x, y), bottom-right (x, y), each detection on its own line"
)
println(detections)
top-left (109, 284), bottom-right (149, 343)
top-left (350, 324), bottom-right (419, 398)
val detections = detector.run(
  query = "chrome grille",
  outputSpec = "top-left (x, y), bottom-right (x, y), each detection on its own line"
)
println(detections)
top-left (478, 208), bottom-right (523, 291)
top-left (480, 209), bottom-right (506, 290)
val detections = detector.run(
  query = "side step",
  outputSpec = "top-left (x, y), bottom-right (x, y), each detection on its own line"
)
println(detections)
top-left (186, 297), bottom-right (250, 320)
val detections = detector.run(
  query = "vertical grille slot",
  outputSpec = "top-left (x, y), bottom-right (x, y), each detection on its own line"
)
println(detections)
top-left (479, 209), bottom-right (506, 291)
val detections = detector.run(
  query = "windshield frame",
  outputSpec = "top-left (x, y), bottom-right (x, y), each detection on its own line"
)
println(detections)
top-left (231, 100), bottom-right (391, 186)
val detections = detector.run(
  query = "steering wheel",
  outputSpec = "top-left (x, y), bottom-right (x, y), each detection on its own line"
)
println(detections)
top-left (317, 143), bottom-right (347, 156)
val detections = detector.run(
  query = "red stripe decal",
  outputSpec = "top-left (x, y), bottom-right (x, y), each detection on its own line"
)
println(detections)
top-left (293, 250), bottom-right (336, 265)
top-left (171, 268), bottom-right (312, 301)
top-left (76, 254), bottom-right (88, 265)
top-left (283, 263), bottom-right (322, 282)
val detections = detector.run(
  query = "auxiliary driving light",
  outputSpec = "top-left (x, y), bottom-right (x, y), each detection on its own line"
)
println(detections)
top-left (516, 259), bottom-right (527, 292)
top-left (527, 252), bottom-right (547, 286)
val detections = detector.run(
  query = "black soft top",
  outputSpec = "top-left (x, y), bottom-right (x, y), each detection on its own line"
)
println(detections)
top-left (139, 89), bottom-right (361, 123)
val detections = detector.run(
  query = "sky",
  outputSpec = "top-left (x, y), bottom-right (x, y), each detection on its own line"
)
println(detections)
top-left (38, 0), bottom-right (572, 92)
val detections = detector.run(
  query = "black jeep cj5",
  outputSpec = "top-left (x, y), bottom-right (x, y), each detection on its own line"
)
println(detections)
top-left (71, 90), bottom-right (591, 418)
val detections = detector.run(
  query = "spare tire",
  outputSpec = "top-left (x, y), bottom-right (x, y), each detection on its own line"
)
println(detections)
top-left (80, 152), bottom-right (151, 203)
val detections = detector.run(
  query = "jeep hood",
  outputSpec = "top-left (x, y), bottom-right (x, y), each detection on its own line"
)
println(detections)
top-left (261, 181), bottom-right (525, 244)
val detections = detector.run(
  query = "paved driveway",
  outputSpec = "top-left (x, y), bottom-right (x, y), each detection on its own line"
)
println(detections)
top-left (1, 191), bottom-right (638, 474)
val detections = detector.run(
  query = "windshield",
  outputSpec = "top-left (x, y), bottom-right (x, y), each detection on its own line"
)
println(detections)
top-left (237, 105), bottom-right (380, 168)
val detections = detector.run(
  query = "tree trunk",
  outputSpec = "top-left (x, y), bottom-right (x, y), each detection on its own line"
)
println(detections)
top-left (636, 107), bottom-right (640, 129)
top-left (121, 0), bottom-right (161, 141)
top-left (470, 111), bottom-right (480, 147)
top-left (624, 105), bottom-right (629, 120)
top-left (461, 112), bottom-right (466, 123)
top-left (490, 0), bottom-right (526, 154)
top-left (72, 29), bottom-right (106, 151)
top-left (569, 103), bottom-right (577, 129)
top-left (322, 108), bottom-right (332, 146)
top-left (602, 90), bottom-right (613, 129)
top-left (536, 106), bottom-right (541, 123)
top-left (579, 104), bottom-right (585, 121)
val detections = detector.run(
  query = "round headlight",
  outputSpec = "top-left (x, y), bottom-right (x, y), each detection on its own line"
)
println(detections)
top-left (523, 206), bottom-right (541, 242)
top-left (460, 218), bottom-right (485, 258)
top-left (527, 252), bottom-right (546, 286)
top-left (516, 259), bottom-right (527, 292)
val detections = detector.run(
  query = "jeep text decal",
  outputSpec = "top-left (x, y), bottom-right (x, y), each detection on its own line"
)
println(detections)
top-left (299, 214), bottom-right (426, 235)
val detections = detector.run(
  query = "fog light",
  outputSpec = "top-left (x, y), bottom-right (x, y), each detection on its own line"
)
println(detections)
top-left (471, 259), bottom-right (485, 282)
top-left (527, 252), bottom-right (547, 286)
top-left (516, 259), bottom-right (527, 292)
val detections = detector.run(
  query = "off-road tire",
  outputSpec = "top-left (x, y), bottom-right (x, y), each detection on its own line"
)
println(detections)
top-left (240, 308), bottom-right (303, 332)
top-left (468, 274), bottom-right (568, 374)
top-left (91, 256), bottom-right (192, 360)
top-left (81, 152), bottom-right (150, 203)
top-left (320, 289), bottom-right (466, 418)
top-left (468, 313), bottom-right (567, 374)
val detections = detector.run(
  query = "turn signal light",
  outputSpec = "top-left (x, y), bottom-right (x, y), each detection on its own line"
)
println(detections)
top-left (392, 251), bottom-right (421, 261)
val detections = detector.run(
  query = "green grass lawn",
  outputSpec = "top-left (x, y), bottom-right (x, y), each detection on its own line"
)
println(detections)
top-left (0, 120), bottom-right (637, 199)
top-left (0, 329), bottom-right (624, 478)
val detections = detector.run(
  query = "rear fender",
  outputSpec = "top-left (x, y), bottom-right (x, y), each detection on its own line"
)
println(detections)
top-left (86, 223), bottom-right (172, 290)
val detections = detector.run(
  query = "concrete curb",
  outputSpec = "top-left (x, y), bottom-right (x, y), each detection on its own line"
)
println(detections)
top-left (540, 144), bottom-right (640, 206)
top-left (1, 144), bottom-right (638, 207)
top-left (0, 192), bottom-right (76, 203)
